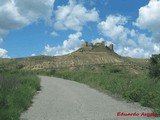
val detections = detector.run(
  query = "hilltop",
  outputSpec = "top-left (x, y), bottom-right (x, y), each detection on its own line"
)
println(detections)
top-left (0, 41), bottom-right (148, 73)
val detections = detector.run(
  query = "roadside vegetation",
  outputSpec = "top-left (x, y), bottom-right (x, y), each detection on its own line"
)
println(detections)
top-left (0, 54), bottom-right (159, 119)
top-left (149, 54), bottom-right (160, 82)
top-left (44, 62), bottom-right (160, 114)
top-left (0, 70), bottom-right (40, 120)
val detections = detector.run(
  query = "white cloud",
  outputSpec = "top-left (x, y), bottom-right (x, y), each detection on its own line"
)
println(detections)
top-left (0, 38), bottom-right (3, 44)
top-left (116, 47), bottom-right (151, 58)
top-left (98, 15), bottom-right (160, 58)
top-left (54, 0), bottom-right (99, 31)
top-left (0, 48), bottom-right (10, 58)
top-left (98, 15), bottom-right (136, 48)
top-left (91, 38), bottom-right (105, 45)
top-left (98, 15), bottom-right (128, 42)
top-left (15, 0), bottom-right (54, 22)
top-left (134, 0), bottom-right (160, 43)
top-left (51, 31), bottom-right (58, 37)
top-left (0, 29), bottom-right (8, 37)
top-left (91, 38), bottom-right (114, 48)
top-left (0, 0), bottom-right (55, 38)
top-left (31, 53), bottom-right (36, 56)
top-left (43, 32), bottom-right (84, 56)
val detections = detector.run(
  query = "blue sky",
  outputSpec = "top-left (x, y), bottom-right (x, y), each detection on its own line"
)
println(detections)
top-left (0, 0), bottom-right (160, 58)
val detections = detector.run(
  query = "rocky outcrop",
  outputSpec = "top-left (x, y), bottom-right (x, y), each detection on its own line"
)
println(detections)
top-left (82, 41), bottom-right (114, 51)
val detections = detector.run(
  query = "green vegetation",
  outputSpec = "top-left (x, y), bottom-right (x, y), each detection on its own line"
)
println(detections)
top-left (149, 54), bottom-right (160, 81)
top-left (0, 52), bottom-right (158, 119)
top-left (46, 64), bottom-right (160, 114)
top-left (0, 70), bottom-right (40, 120)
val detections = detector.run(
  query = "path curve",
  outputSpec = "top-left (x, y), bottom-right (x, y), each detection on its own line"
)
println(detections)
top-left (21, 76), bottom-right (159, 120)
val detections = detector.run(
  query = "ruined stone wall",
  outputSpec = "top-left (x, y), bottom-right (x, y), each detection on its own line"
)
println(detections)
top-left (109, 44), bottom-right (114, 51)
top-left (95, 41), bottom-right (105, 47)
top-left (82, 42), bottom-right (88, 47)
top-left (82, 41), bottom-right (114, 51)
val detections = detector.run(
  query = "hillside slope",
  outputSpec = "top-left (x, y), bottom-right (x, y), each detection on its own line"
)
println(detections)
top-left (0, 42), bottom-right (148, 73)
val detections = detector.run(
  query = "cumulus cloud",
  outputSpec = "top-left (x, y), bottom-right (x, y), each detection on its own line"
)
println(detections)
top-left (0, 0), bottom-right (55, 38)
top-left (54, 0), bottom-right (99, 31)
top-left (98, 15), bottom-right (160, 58)
top-left (98, 15), bottom-right (136, 48)
top-left (91, 38), bottom-right (105, 45)
top-left (116, 47), bottom-right (150, 58)
top-left (43, 32), bottom-right (84, 56)
top-left (0, 48), bottom-right (10, 58)
top-left (134, 0), bottom-right (160, 43)
top-left (51, 31), bottom-right (58, 37)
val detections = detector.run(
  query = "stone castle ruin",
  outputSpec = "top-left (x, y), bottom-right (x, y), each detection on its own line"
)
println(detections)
top-left (82, 41), bottom-right (114, 51)
top-left (109, 44), bottom-right (113, 51)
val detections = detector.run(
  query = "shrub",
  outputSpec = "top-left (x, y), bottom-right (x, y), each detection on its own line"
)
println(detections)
top-left (124, 88), bottom-right (143, 102)
top-left (149, 54), bottom-right (160, 79)
top-left (110, 68), bottom-right (121, 73)
top-left (0, 71), bottom-right (40, 120)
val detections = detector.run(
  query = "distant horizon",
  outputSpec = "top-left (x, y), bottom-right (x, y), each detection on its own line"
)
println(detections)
top-left (0, 0), bottom-right (159, 58)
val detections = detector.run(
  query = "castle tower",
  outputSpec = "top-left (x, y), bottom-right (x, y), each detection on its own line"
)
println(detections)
top-left (82, 42), bottom-right (88, 47)
top-left (102, 41), bottom-right (105, 46)
top-left (109, 44), bottom-right (114, 51)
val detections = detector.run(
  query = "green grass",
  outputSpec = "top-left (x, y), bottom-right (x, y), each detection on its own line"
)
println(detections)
top-left (46, 64), bottom-right (160, 114)
top-left (1, 62), bottom-right (158, 119)
top-left (0, 70), bottom-right (40, 120)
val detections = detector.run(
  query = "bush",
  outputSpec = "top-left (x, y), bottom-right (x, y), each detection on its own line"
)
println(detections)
top-left (149, 54), bottom-right (160, 79)
top-left (124, 88), bottom-right (143, 102)
top-left (110, 68), bottom-right (121, 73)
top-left (141, 91), bottom-right (157, 107)
top-left (0, 71), bottom-right (40, 120)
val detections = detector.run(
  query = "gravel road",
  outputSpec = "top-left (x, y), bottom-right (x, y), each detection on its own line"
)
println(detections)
top-left (21, 76), bottom-right (159, 120)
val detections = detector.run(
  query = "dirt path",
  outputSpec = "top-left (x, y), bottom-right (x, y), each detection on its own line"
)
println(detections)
top-left (21, 76), bottom-right (159, 120)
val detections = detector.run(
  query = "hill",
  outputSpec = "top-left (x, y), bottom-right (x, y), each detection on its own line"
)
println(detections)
top-left (0, 41), bottom-right (149, 73)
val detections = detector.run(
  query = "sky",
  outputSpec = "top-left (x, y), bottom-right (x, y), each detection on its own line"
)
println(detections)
top-left (0, 0), bottom-right (160, 58)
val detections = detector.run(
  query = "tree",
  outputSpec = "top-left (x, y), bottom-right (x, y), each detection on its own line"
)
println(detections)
top-left (149, 54), bottom-right (160, 79)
